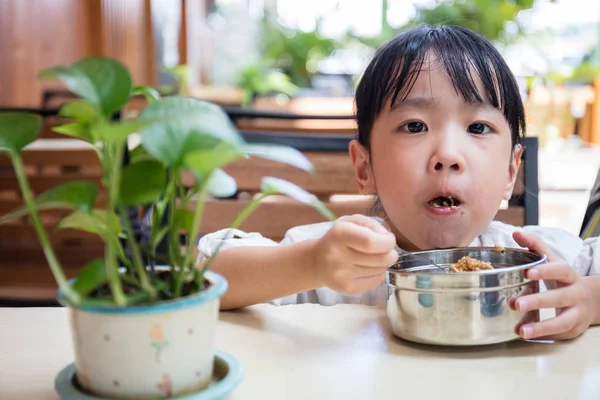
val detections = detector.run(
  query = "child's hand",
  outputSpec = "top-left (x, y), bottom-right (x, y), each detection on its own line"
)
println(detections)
top-left (511, 231), bottom-right (593, 340)
top-left (311, 214), bottom-right (398, 294)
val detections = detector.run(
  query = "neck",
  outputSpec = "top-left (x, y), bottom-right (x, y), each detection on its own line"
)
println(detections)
top-left (383, 218), bottom-right (422, 252)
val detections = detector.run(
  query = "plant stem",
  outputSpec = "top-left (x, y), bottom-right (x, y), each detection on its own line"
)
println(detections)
top-left (178, 181), bottom-right (188, 211)
top-left (176, 182), bottom-right (210, 297)
top-left (199, 193), bottom-right (268, 284)
top-left (119, 207), bottom-right (156, 300)
top-left (167, 177), bottom-right (180, 268)
top-left (12, 155), bottom-right (80, 305)
top-left (104, 144), bottom-right (127, 306)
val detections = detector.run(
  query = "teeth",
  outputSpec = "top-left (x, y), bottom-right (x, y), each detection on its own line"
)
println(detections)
top-left (429, 196), bottom-right (460, 209)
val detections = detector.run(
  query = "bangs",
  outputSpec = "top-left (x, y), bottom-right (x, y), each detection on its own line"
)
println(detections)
top-left (355, 25), bottom-right (525, 148)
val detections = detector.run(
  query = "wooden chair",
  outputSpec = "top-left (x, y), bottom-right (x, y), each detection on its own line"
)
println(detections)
top-left (0, 106), bottom-right (539, 304)
top-left (0, 138), bottom-right (105, 303)
top-left (222, 103), bottom-right (357, 135)
top-left (197, 133), bottom-right (539, 242)
top-left (0, 106), bottom-right (108, 305)
top-left (581, 167), bottom-right (600, 239)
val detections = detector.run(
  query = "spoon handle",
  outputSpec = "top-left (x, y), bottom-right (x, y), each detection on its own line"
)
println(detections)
top-left (394, 248), bottom-right (449, 273)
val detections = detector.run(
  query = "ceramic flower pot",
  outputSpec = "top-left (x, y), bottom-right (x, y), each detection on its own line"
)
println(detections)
top-left (59, 270), bottom-right (228, 399)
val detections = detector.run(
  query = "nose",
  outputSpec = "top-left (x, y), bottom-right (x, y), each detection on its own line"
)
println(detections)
top-left (427, 130), bottom-right (466, 174)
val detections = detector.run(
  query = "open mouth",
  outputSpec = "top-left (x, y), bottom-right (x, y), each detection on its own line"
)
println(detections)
top-left (427, 196), bottom-right (461, 209)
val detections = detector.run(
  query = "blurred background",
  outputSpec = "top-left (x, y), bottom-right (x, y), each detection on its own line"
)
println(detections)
top-left (1, 0), bottom-right (600, 235)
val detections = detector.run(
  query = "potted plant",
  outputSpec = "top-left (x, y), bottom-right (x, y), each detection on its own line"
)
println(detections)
top-left (0, 57), bottom-right (334, 399)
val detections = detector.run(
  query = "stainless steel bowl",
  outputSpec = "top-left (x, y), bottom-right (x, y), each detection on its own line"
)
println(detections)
top-left (386, 247), bottom-right (547, 346)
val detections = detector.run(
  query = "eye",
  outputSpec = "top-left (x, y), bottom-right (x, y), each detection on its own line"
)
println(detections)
top-left (468, 123), bottom-right (492, 135)
top-left (398, 121), bottom-right (428, 133)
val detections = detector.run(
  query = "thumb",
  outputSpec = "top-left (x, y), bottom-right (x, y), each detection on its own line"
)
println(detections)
top-left (512, 231), bottom-right (556, 262)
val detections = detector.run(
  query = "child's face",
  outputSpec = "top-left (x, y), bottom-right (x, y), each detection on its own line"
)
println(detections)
top-left (350, 55), bottom-right (522, 251)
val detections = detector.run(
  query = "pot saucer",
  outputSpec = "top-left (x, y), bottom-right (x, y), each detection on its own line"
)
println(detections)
top-left (55, 349), bottom-right (243, 400)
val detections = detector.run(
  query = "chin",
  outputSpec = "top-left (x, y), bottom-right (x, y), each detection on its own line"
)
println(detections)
top-left (419, 233), bottom-right (469, 250)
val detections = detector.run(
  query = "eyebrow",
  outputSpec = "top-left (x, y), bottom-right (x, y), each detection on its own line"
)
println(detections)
top-left (390, 96), bottom-right (496, 112)
top-left (390, 97), bottom-right (436, 111)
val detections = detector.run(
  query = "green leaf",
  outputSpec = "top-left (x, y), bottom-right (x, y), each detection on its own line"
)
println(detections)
top-left (184, 142), bottom-right (244, 178)
top-left (91, 120), bottom-right (146, 145)
top-left (39, 57), bottom-right (132, 117)
top-left (72, 258), bottom-right (107, 296)
top-left (0, 181), bottom-right (97, 224)
top-left (138, 97), bottom-right (245, 167)
top-left (244, 144), bottom-right (313, 172)
top-left (261, 177), bottom-right (335, 221)
top-left (153, 226), bottom-right (169, 248)
top-left (207, 168), bottom-right (237, 198)
top-left (129, 145), bottom-right (154, 163)
top-left (132, 85), bottom-right (161, 103)
top-left (58, 100), bottom-right (99, 124)
top-left (120, 159), bottom-right (167, 205)
top-left (0, 112), bottom-right (42, 155)
top-left (52, 122), bottom-right (93, 143)
top-left (173, 208), bottom-right (194, 233)
top-left (57, 209), bottom-right (122, 240)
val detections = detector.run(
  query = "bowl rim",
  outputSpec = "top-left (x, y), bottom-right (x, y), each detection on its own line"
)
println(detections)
top-left (387, 246), bottom-right (547, 276)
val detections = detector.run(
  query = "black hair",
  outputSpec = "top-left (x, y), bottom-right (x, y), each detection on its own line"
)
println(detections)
top-left (355, 24), bottom-right (526, 150)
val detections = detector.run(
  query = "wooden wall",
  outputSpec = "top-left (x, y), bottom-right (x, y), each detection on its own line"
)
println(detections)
top-left (0, 0), bottom-right (156, 107)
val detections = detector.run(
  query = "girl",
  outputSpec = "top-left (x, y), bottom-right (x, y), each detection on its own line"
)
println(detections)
top-left (198, 25), bottom-right (600, 341)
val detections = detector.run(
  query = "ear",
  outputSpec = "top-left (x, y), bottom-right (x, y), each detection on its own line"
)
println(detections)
top-left (503, 144), bottom-right (524, 201)
top-left (349, 140), bottom-right (377, 195)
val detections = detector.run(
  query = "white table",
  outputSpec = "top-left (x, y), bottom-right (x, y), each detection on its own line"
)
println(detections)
top-left (1, 304), bottom-right (599, 399)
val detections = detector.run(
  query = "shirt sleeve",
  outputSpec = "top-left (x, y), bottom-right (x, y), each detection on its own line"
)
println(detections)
top-left (196, 228), bottom-right (279, 265)
top-left (195, 221), bottom-right (337, 306)
top-left (573, 237), bottom-right (599, 276)
top-left (521, 225), bottom-right (600, 276)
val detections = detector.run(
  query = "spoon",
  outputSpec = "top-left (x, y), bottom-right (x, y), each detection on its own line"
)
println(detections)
top-left (394, 249), bottom-right (449, 274)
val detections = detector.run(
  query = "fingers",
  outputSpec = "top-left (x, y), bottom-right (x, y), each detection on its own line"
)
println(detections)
top-left (513, 285), bottom-right (581, 312)
top-left (351, 265), bottom-right (389, 279)
top-left (332, 218), bottom-right (396, 254)
top-left (338, 214), bottom-right (389, 235)
top-left (344, 274), bottom-right (387, 295)
top-left (518, 307), bottom-right (581, 340)
top-left (345, 246), bottom-right (399, 268)
top-left (512, 231), bottom-right (557, 262)
top-left (525, 262), bottom-right (578, 283)
top-left (508, 284), bottom-right (536, 310)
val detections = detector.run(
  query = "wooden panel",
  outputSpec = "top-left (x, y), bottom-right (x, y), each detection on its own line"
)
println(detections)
top-left (0, 0), bottom-right (91, 107)
top-left (0, 140), bottom-right (106, 276)
top-left (0, 146), bottom-right (102, 192)
top-left (236, 120), bottom-right (357, 135)
top-left (513, 166), bottom-right (525, 197)
top-left (0, 0), bottom-right (155, 108)
top-left (199, 197), bottom-right (526, 241)
top-left (194, 152), bottom-right (524, 197)
top-left (95, 0), bottom-right (155, 85)
top-left (592, 76), bottom-right (600, 145)
top-left (199, 197), bottom-right (371, 241)
top-left (580, 102), bottom-right (593, 144)
top-left (0, 197), bottom-right (108, 217)
top-left (223, 152), bottom-right (358, 195)
top-left (495, 208), bottom-right (525, 227)
top-left (0, 264), bottom-right (87, 302)
top-left (0, 146), bottom-right (98, 166)
top-left (0, 176), bottom-right (104, 193)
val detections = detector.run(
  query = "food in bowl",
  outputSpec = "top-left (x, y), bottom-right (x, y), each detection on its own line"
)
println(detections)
top-left (448, 245), bottom-right (506, 272)
top-left (449, 256), bottom-right (493, 272)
